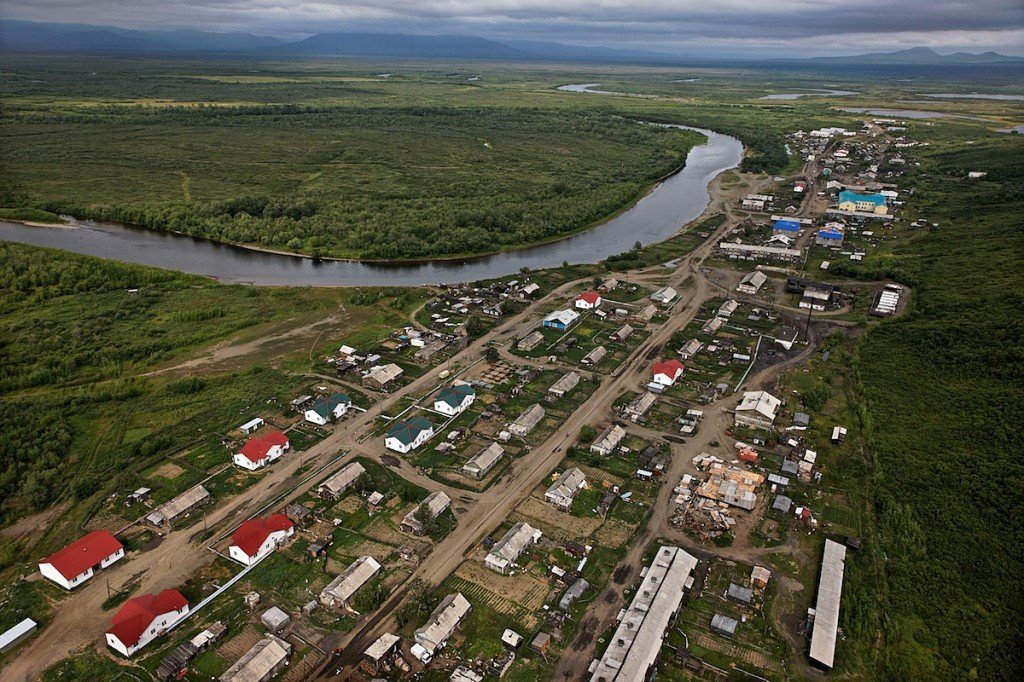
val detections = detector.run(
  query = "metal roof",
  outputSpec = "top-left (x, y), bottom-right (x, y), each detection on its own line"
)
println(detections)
top-left (590, 546), bottom-right (698, 681)
top-left (809, 539), bottom-right (847, 669)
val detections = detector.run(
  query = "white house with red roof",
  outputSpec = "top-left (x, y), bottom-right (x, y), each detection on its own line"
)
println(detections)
top-left (105, 589), bottom-right (189, 657)
top-left (232, 431), bottom-right (290, 471)
top-left (652, 359), bottom-right (685, 387)
top-left (38, 530), bottom-right (124, 590)
top-left (575, 291), bottom-right (602, 310)
top-left (228, 515), bottom-right (295, 566)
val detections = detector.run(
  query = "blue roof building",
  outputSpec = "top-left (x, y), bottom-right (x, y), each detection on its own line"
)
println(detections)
top-left (773, 219), bottom-right (801, 233)
top-left (837, 190), bottom-right (887, 213)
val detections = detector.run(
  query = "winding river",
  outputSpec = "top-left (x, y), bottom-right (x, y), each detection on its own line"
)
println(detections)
top-left (0, 118), bottom-right (742, 286)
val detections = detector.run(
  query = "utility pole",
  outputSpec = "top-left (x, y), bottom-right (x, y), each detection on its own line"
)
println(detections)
top-left (804, 299), bottom-right (814, 341)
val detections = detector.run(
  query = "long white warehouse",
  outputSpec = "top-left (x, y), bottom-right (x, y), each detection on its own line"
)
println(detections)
top-left (590, 546), bottom-right (699, 681)
top-left (809, 539), bottom-right (848, 669)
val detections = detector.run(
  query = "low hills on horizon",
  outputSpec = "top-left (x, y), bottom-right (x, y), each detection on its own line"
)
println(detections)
top-left (1, 19), bottom-right (1023, 66)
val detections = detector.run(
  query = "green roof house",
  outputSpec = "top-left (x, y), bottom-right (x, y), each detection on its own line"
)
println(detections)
top-left (304, 393), bottom-right (352, 425)
top-left (433, 384), bottom-right (476, 416)
top-left (385, 417), bottom-right (435, 454)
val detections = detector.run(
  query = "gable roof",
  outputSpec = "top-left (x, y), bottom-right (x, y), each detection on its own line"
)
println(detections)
top-left (231, 515), bottom-right (293, 557)
top-left (543, 309), bottom-right (579, 326)
top-left (773, 219), bottom-right (801, 232)
top-left (310, 393), bottom-right (351, 418)
top-left (576, 291), bottom-right (601, 305)
top-left (237, 431), bottom-right (288, 463)
top-left (435, 384), bottom-right (475, 409)
top-left (387, 417), bottom-right (433, 445)
top-left (107, 590), bottom-right (187, 648)
top-left (652, 359), bottom-right (685, 378)
top-left (42, 530), bottom-right (123, 580)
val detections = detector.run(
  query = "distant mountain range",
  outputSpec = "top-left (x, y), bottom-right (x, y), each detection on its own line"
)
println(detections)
top-left (1, 20), bottom-right (1022, 65)
top-left (0, 20), bottom-right (281, 53)
top-left (802, 47), bottom-right (1024, 65)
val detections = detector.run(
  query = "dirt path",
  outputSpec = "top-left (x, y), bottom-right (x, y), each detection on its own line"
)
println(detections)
top-left (146, 312), bottom-right (346, 376)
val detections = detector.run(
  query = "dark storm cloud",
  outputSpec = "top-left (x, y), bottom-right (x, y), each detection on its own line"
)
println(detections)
top-left (3, 1), bottom-right (1023, 56)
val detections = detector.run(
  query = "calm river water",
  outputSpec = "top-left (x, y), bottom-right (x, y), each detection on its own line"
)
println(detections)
top-left (0, 121), bottom-right (741, 286)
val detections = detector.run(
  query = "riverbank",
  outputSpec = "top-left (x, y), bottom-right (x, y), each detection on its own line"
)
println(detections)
top-left (0, 125), bottom-right (743, 287)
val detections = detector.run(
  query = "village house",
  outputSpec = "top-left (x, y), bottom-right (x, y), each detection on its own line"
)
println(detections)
top-left (517, 330), bottom-right (544, 351)
top-left (581, 345), bottom-right (608, 366)
top-left (545, 468), bottom-right (587, 511)
top-left (678, 338), bottom-right (702, 360)
top-left (39, 530), bottom-right (125, 590)
top-left (717, 299), bottom-right (738, 318)
top-left (463, 442), bottom-right (504, 479)
top-left (799, 283), bottom-right (834, 311)
top-left (751, 565), bottom-right (771, 589)
top-left (228, 514), bottom-right (294, 566)
top-left (304, 393), bottom-right (352, 425)
top-left (741, 193), bottom-right (772, 210)
top-left (486, 522), bottom-right (542, 574)
top-left (548, 371), bottom-right (581, 399)
top-left (363, 363), bottom-right (404, 390)
top-left (599, 277), bottom-right (619, 292)
top-left (635, 303), bottom-right (658, 323)
top-left (542, 309), bottom-right (580, 331)
top-left (559, 578), bottom-right (590, 611)
top-left (575, 291), bottom-right (602, 310)
top-left (624, 392), bottom-right (657, 422)
top-left (106, 590), bottom-right (189, 657)
top-left (317, 462), bottom-right (365, 499)
top-left (734, 390), bottom-right (783, 430)
top-left (590, 424), bottom-right (627, 456)
top-left (508, 404), bottom-right (545, 438)
top-left (232, 431), bottom-right (290, 471)
top-left (412, 592), bottom-right (471, 663)
top-left (385, 417), bottom-right (434, 453)
top-left (320, 556), bottom-right (382, 610)
top-left (772, 219), bottom-right (801, 235)
top-left (362, 633), bottom-right (401, 674)
top-left (652, 359), bottom-right (685, 387)
top-left (650, 286), bottom-right (678, 305)
top-left (401, 491), bottom-right (451, 535)
top-left (433, 384), bottom-right (476, 417)
top-left (610, 324), bottom-right (634, 343)
top-left (816, 223), bottom-right (846, 247)
top-left (737, 270), bottom-right (768, 295)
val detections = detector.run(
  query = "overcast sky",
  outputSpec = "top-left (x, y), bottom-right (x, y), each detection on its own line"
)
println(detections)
top-left (3, 0), bottom-right (1024, 57)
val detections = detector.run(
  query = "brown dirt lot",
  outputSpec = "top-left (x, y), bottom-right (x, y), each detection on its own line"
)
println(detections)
top-left (511, 496), bottom-right (602, 542)
top-left (592, 519), bottom-right (637, 548)
top-left (149, 462), bottom-right (185, 479)
top-left (454, 560), bottom-right (550, 611)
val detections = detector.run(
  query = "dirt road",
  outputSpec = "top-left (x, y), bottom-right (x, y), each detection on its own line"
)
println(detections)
top-left (4, 159), bottom-right (759, 682)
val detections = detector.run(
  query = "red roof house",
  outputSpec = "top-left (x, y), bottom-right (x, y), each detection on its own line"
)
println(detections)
top-left (229, 514), bottom-right (294, 565)
top-left (106, 589), bottom-right (189, 656)
top-left (575, 291), bottom-right (603, 310)
top-left (39, 530), bottom-right (124, 589)
top-left (234, 431), bottom-right (290, 470)
top-left (652, 359), bottom-right (685, 386)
